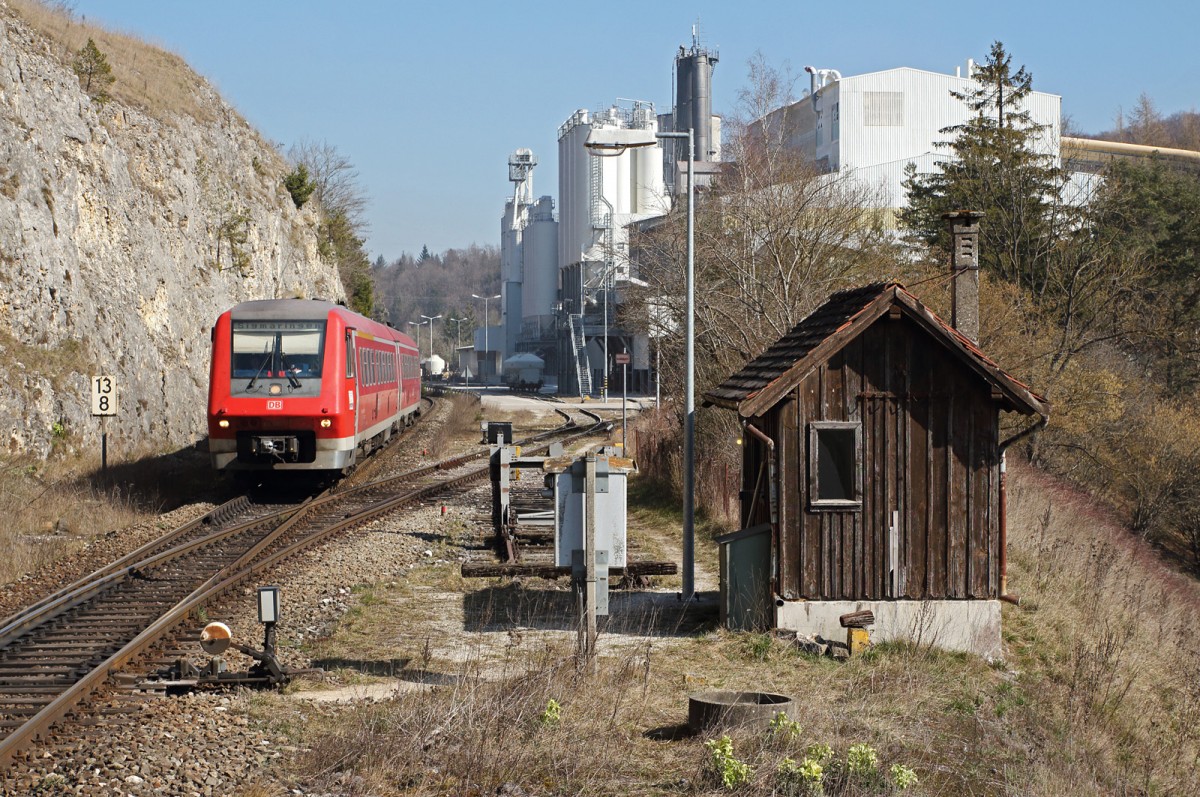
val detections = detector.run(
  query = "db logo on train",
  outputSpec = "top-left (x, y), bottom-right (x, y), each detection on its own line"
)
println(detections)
top-left (266, 400), bottom-right (283, 411)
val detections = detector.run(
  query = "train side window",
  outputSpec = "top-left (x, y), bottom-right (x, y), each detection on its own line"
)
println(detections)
top-left (345, 335), bottom-right (355, 379)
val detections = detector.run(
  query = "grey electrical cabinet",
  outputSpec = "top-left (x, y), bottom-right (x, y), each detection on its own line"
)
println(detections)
top-left (547, 454), bottom-right (633, 569)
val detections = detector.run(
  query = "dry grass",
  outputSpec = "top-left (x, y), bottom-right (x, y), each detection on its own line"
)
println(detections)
top-left (1003, 460), bottom-right (1200, 794)
top-left (8, 0), bottom-right (216, 123)
top-left (425, 393), bottom-right (482, 458)
top-left (0, 455), bottom-right (154, 585)
top-left (248, 455), bottom-right (1200, 796)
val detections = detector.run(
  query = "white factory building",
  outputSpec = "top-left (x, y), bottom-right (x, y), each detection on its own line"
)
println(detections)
top-left (759, 60), bottom-right (1062, 214)
top-left (554, 103), bottom-right (672, 396)
top-left (493, 32), bottom-right (720, 396)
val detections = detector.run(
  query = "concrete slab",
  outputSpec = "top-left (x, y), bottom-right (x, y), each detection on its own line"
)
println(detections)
top-left (775, 599), bottom-right (1002, 660)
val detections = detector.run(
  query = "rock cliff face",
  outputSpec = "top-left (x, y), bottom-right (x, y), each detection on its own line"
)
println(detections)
top-left (0, 6), bottom-right (345, 462)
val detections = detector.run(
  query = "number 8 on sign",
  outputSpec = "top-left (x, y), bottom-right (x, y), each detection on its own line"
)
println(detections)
top-left (91, 375), bottom-right (118, 416)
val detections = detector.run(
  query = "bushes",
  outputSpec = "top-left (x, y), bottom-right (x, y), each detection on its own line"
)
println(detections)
top-left (704, 724), bottom-right (918, 795)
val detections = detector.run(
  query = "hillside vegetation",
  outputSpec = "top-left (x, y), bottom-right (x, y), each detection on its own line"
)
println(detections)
top-left (10, 0), bottom-right (215, 123)
top-left (631, 45), bottom-right (1200, 584)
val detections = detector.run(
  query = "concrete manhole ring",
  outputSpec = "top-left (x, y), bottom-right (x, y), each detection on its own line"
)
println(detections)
top-left (688, 690), bottom-right (795, 733)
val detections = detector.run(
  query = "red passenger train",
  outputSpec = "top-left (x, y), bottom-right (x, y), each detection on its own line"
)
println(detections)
top-left (207, 299), bottom-right (422, 474)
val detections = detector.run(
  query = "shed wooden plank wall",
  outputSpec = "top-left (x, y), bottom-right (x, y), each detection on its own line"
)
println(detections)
top-left (745, 315), bottom-right (1000, 602)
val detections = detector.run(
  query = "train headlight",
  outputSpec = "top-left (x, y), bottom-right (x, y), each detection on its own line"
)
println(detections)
top-left (218, 419), bottom-right (230, 429)
top-left (320, 418), bottom-right (332, 428)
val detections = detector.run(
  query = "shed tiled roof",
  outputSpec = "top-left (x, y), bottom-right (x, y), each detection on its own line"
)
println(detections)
top-left (703, 282), bottom-right (1049, 419)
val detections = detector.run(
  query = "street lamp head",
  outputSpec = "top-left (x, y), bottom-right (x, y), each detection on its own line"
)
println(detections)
top-left (584, 127), bottom-right (658, 154)
top-left (472, 293), bottom-right (501, 301)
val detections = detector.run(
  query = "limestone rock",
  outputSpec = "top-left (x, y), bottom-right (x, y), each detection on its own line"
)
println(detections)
top-left (0, 7), bottom-right (346, 460)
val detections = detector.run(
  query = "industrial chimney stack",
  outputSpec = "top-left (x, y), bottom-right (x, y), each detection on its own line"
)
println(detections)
top-left (943, 211), bottom-right (983, 344)
top-left (673, 27), bottom-right (718, 162)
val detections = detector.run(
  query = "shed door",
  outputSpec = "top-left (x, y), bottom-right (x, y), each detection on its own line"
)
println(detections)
top-left (862, 394), bottom-right (905, 599)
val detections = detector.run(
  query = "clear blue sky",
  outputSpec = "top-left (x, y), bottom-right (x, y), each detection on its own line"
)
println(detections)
top-left (72, 1), bottom-right (1200, 261)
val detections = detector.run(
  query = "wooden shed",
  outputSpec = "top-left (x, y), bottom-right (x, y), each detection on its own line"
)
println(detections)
top-left (704, 281), bottom-right (1048, 656)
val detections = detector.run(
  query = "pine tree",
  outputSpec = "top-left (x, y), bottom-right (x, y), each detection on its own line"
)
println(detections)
top-left (899, 42), bottom-right (1066, 296)
top-left (72, 38), bottom-right (115, 103)
top-left (283, 164), bottom-right (316, 208)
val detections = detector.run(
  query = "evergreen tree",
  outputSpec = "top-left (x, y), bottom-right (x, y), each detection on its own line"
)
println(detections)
top-left (899, 42), bottom-right (1067, 296)
top-left (283, 164), bottom-right (315, 208)
top-left (72, 38), bottom-right (115, 103)
top-left (1092, 157), bottom-right (1200, 392)
top-left (418, 244), bottom-right (432, 263)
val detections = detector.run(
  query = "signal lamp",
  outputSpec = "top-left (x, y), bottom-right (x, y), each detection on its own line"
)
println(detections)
top-left (320, 418), bottom-right (332, 428)
top-left (257, 585), bottom-right (280, 625)
top-left (218, 419), bottom-right (230, 429)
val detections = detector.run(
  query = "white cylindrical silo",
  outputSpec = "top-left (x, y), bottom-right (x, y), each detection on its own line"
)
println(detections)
top-left (523, 197), bottom-right (558, 322)
top-left (500, 199), bottom-right (522, 285)
top-left (557, 111), bottom-right (593, 272)
top-left (613, 142), bottom-right (631, 216)
top-left (634, 143), bottom-right (669, 215)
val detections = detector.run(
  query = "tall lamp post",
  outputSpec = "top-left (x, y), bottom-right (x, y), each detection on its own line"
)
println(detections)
top-left (472, 293), bottom-right (500, 385)
top-left (407, 320), bottom-right (428, 361)
top-left (447, 316), bottom-right (466, 385)
top-left (419, 314), bottom-right (442, 365)
top-left (585, 125), bottom-right (695, 601)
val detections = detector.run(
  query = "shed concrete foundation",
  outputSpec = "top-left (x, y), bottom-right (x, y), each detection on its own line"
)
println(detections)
top-left (775, 599), bottom-right (1002, 660)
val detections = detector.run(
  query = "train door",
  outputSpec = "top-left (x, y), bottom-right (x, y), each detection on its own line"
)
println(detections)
top-left (346, 329), bottom-right (360, 465)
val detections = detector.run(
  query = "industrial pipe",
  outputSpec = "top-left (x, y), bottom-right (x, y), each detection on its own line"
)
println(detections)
top-left (743, 421), bottom-right (780, 598)
top-left (997, 415), bottom-right (1049, 604)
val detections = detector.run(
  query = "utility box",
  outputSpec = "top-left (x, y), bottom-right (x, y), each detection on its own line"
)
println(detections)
top-left (546, 454), bottom-right (633, 570)
top-left (484, 421), bottom-right (513, 445)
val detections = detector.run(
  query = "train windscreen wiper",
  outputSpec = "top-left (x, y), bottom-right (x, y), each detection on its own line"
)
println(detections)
top-left (246, 347), bottom-right (274, 390)
top-left (279, 351), bottom-right (302, 389)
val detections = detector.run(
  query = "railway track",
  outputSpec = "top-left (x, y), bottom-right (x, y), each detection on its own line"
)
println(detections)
top-left (0, 400), bottom-right (604, 770)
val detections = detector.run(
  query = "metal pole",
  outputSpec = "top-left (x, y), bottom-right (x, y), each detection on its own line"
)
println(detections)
top-left (472, 294), bottom-right (498, 385)
top-left (682, 127), bottom-right (695, 602)
top-left (603, 270), bottom-right (608, 404)
top-left (656, 341), bottom-right (660, 407)
top-left (622, 350), bottom-right (627, 455)
top-left (649, 128), bottom-right (696, 601)
top-left (585, 453), bottom-right (598, 671)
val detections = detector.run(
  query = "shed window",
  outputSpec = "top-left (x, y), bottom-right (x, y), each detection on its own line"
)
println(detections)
top-left (808, 422), bottom-right (862, 509)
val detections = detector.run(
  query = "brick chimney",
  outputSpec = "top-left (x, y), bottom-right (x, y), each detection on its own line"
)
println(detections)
top-left (943, 210), bottom-right (983, 345)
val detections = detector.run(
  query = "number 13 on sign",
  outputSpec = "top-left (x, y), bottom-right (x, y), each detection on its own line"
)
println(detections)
top-left (91, 375), bottom-right (118, 416)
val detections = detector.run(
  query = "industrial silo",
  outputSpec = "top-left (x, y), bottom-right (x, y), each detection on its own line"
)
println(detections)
top-left (674, 33), bottom-right (718, 161)
top-left (522, 196), bottom-right (558, 327)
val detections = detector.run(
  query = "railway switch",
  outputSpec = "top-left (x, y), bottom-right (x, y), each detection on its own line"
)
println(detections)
top-left (152, 586), bottom-right (304, 691)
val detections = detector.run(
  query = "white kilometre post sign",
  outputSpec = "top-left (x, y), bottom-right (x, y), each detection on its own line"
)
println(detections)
top-left (91, 375), bottom-right (118, 473)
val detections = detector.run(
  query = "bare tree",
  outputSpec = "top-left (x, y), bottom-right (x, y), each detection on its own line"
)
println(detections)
top-left (288, 139), bottom-right (369, 233)
top-left (631, 58), bottom-right (899, 404)
top-left (627, 58), bottom-right (902, 513)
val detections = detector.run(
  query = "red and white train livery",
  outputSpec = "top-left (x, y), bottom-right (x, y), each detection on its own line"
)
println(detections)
top-left (207, 299), bottom-right (421, 473)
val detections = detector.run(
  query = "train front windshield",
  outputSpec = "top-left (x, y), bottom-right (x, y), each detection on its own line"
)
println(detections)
top-left (230, 320), bottom-right (326, 395)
